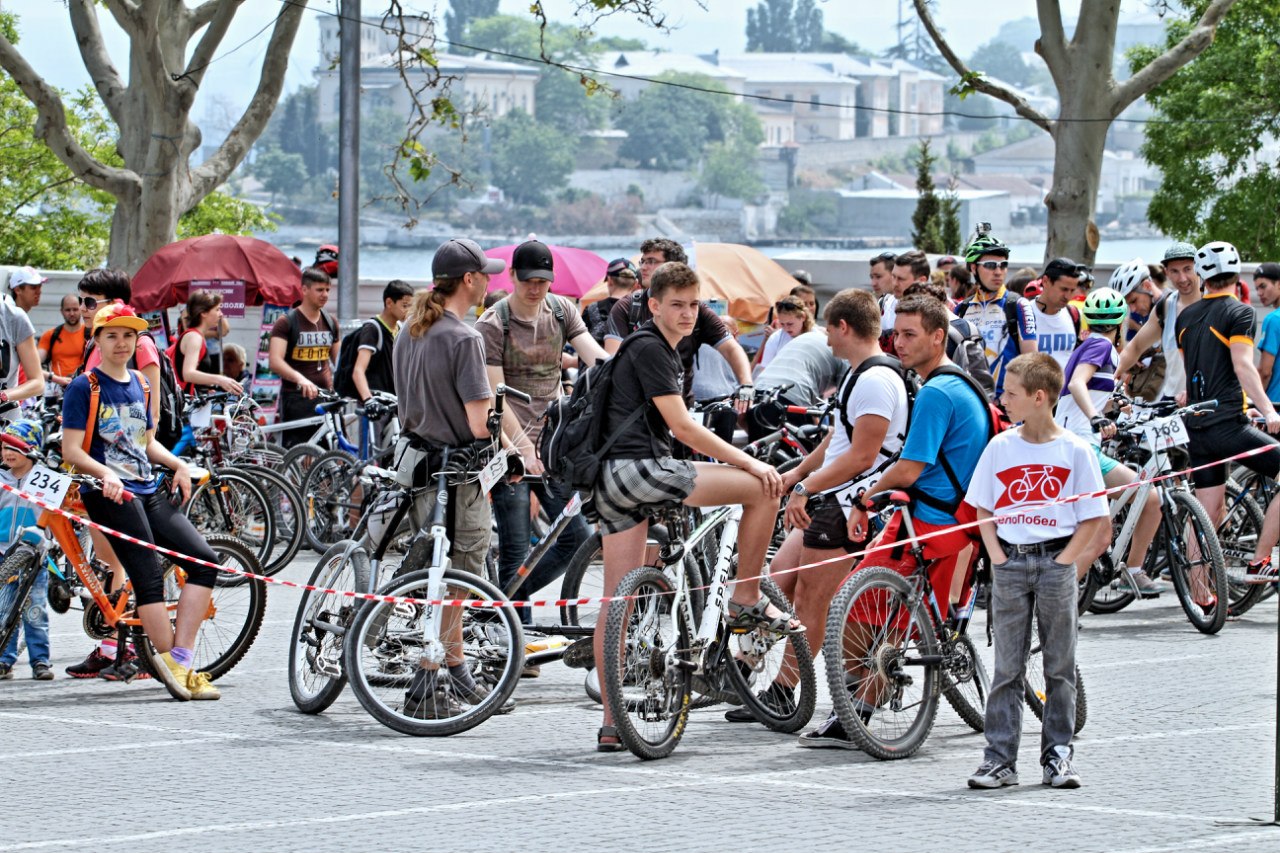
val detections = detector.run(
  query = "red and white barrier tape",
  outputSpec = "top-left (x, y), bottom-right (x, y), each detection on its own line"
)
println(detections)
top-left (2, 438), bottom-right (1274, 609)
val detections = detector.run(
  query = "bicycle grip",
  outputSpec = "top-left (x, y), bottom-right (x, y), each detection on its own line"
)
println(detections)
top-left (497, 384), bottom-right (532, 404)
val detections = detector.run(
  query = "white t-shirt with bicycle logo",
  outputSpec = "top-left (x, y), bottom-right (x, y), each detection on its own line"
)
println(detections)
top-left (965, 428), bottom-right (1108, 545)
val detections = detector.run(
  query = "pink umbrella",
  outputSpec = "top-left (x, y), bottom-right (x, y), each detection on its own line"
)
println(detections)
top-left (483, 243), bottom-right (608, 298)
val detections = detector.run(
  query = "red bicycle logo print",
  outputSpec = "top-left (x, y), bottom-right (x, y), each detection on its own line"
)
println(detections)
top-left (995, 465), bottom-right (1069, 508)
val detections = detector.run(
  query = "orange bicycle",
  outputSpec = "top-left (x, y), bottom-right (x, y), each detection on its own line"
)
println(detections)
top-left (0, 457), bottom-right (265, 683)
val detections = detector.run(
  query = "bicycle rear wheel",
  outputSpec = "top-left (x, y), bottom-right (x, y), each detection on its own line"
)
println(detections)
top-left (1165, 490), bottom-right (1228, 634)
top-left (289, 540), bottom-right (372, 714)
top-left (282, 442), bottom-right (326, 487)
top-left (601, 566), bottom-right (692, 760)
top-left (1085, 553), bottom-right (1136, 615)
top-left (722, 577), bottom-right (816, 733)
top-left (823, 566), bottom-right (940, 760)
top-left (343, 567), bottom-right (523, 736)
top-left (302, 450), bottom-right (361, 554)
top-left (183, 470), bottom-right (275, 572)
top-left (1025, 637), bottom-right (1088, 734)
top-left (940, 633), bottom-right (991, 733)
top-left (1220, 479), bottom-right (1267, 618)
top-left (238, 464), bottom-right (306, 576)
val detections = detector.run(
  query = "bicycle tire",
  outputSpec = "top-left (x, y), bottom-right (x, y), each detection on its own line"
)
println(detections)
top-left (343, 567), bottom-right (524, 737)
top-left (823, 566), bottom-right (940, 760)
top-left (1166, 490), bottom-right (1228, 634)
top-left (236, 463), bottom-right (306, 576)
top-left (301, 450), bottom-right (361, 554)
top-left (559, 531), bottom-right (604, 629)
top-left (1025, 638), bottom-right (1088, 734)
top-left (940, 632), bottom-right (991, 733)
top-left (282, 442), bottom-right (326, 487)
top-left (288, 540), bottom-right (373, 714)
top-left (722, 577), bottom-right (816, 733)
top-left (0, 545), bottom-right (41, 659)
top-left (183, 469), bottom-right (275, 570)
top-left (1221, 479), bottom-right (1267, 618)
top-left (602, 566), bottom-right (692, 760)
top-left (158, 534), bottom-right (267, 680)
top-left (1085, 553), bottom-right (1136, 615)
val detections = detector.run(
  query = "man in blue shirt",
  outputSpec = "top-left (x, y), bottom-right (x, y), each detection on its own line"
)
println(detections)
top-left (1253, 263), bottom-right (1280, 403)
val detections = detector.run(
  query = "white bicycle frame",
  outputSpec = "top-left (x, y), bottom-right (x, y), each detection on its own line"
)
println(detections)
top-left (663, 505), bottom-right (742, 675)
top-left (1106, 411), bottom-right (1191, 581)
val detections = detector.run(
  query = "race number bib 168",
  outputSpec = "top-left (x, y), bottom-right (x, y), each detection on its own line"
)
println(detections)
top-left (1143, 415), bottom-right (1188, 451)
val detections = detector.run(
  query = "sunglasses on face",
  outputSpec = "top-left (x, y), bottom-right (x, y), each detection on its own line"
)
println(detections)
top-left (79, 295), bottom-right (101, 310)
top-left (977, 261), bottom-right (1010, 271)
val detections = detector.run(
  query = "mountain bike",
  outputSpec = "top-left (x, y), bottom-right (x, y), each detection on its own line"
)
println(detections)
top-left (601, 503), bottom-right (816, 760)
top-left (821, 490), bottom-right (997, 760)
top-left (1085, 397), bottom-right (1228, 633)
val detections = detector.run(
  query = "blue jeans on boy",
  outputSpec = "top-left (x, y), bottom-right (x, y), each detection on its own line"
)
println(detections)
top-left (983, 551), bottom-right (1078, 768)
top-left (491, 477), bottom-right (590, 626)
top-left (1, 568), bottom-right (50, 667)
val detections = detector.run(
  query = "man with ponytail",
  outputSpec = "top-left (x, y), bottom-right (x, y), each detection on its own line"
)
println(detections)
top-left (392, 238), bottom-right (509, 718)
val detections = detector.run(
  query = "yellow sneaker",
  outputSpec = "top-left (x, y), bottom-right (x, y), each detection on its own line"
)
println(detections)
top-left (186, 670), bottom-right (221, 701)
top-left (155, 653), bottom-right (193, 701)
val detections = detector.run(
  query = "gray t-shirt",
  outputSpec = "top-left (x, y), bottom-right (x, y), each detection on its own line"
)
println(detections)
top-left (0, 296), bottom-right (35, 393)
top-left (475, 295), bottom-right (586, 442)
top-left (393, 310), bottom-right (491, 447)
top-left (755, 330), bottom-right (847, 406)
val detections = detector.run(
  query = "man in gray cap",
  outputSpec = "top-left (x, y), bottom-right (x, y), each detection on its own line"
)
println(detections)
top-left (1117, 241), bottom-right (1201, 400)
top-left (392, 237), bottom-right (510, 718)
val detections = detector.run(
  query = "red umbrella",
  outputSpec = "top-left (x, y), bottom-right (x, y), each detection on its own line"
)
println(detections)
top-left (131, 234), bottom-right (302, 312)
top-left (483, 243), bottom-right (608, 298)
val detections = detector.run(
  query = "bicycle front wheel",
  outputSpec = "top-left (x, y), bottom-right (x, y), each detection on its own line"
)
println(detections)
top-left (184, 470), bottom-right (275, 571)
top-left (343, 567), bottom-right (524, 737)
top-left (824, 566), bottom-right (941, 760)
top-left (722, 577), bottom-right (816, 733)
top-left (302, 450), bottom-right (361, 554)
top-left (0, 545), bottom-right (41, 657)
top-left (237, 463), bottom-right (306, 576)
top-left (1166, 490), bottom-right (1228, 634)
top-left (602, 566), bottom-right (692, 760)
top-left (289, 540), bottom-right (372, 714)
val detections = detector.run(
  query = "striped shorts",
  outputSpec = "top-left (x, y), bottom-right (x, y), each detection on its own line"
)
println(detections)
top-left (591, 457), bottom-right (697, 535)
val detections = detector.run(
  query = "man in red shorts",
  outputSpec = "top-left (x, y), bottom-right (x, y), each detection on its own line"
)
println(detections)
top-left (800, 295), bottom-right (988, 748)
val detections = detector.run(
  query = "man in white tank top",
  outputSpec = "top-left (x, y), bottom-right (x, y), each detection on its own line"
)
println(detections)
top-left (1117, 242), bottom-right (1201, 399)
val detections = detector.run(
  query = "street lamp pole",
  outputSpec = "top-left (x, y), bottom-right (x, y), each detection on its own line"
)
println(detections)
top-left (337, 0), bottom-right (360, 325)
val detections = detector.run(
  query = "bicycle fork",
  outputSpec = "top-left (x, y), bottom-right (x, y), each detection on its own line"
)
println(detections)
top-left (691, 507), bottom-right (743, 674)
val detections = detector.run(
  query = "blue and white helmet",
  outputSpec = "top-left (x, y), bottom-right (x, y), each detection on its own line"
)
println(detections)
top-left (1195, 241), bottom-right (1241, 280)
top-left (1108, 258), bottom-right (1148, 298)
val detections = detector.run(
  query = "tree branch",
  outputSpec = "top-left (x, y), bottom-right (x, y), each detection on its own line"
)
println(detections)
top-left (1112, 0), bottom-right (1241, 113)
top-left (180, 0), bottom-right (245, 95)
top-left (68, 0), bottom-right (129, 128)
top-left (912, 0), bottom-right (1053, 133)
top-left (102, 0), bottom-right (141, 35)
top-left (0, 32), bottom-right (138, 198)
top-left (189, 1), bottom-right (307, 201)
top-left (190, 0), bottom-right (223, 29)
top-left (1033, 0), bottom-right (1068, 74)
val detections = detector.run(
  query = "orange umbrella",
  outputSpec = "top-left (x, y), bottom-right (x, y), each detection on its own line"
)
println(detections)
top-left (580, 242), bottom-right (796, 324)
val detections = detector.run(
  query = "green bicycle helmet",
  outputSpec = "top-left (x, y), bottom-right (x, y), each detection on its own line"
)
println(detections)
top-left (1082, 287), bottom-right (1127, 327)
top-left (964, 234), bottom-right (1010, 264)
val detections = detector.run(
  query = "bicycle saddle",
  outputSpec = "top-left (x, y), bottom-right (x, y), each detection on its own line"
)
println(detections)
top-left (866, 490), bottom-right (912, 512)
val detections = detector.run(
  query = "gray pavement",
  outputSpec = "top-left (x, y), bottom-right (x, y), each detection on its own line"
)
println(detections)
top-left (2, 553), bottom-right (1279, 853)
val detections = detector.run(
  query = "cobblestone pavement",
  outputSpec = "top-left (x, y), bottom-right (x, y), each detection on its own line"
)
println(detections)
top-left (2, 553), bottom-right (1278, 853)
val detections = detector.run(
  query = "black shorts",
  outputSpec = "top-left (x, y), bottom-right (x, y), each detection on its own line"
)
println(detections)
top-left (1187, 419), bottom-right (1280, 489)
top-left (801, 496), bottom-right (859, 553)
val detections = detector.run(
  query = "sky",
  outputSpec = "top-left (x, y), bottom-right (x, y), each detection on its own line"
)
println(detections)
top-left (11, 0), bottom-right (1162, 129)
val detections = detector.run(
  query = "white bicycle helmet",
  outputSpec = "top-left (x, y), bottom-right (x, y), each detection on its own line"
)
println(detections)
top-left (1195, 241), bottom-right (1241, 280)
top-left (1108, 257), bottom-right (1148, 298)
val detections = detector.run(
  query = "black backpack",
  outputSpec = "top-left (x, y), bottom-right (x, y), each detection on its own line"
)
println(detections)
top-left (947, 316), bottom-right (997, 402)
top-left (539, 328), bottom-right (659, 492)
top-left (333, 319), bottom-right (381, 399)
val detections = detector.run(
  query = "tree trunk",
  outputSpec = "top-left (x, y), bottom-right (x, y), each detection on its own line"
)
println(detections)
top-left (1044, 110), bottom-right (1109, 266)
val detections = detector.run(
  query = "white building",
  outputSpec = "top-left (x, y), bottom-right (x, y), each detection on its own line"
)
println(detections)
top-left (716, 54), bottom-right (860, 142)
top-left (597, 51), bottom-right (746, 100)
top-left (315, 16), bottom-right (539, 125)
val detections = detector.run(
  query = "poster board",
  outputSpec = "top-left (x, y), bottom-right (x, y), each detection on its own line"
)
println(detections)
top-left (252, 303), bottom-right (288, 421)
top-left (189, 279), bottom-right (247, 318)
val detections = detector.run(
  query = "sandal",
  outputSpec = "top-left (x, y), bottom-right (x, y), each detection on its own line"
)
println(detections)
top-left (597, 725), bottom-right (625, 753)
top-left (727, 597), bottom-right (805, 635)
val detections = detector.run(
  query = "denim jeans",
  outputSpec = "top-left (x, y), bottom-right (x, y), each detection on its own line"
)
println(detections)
top-left (1, 568), bottom-right (50, 667)
top-left (491, 477), bottom-right (590, 625)
top-left (983, 552), bottom-right (1078, 768)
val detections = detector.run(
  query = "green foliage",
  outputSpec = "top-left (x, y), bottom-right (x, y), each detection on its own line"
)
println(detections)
top-left (746, 0), bottom-right (830, 52)
top-left (941, 178), bottom-right (963, 253)
top-left (910, 139), bottom-right (945, 253)
top-left (616, 72), bottom-right (763, 170)
top-left (252, 146), bottom-right (308, 203)
top-left (777, 191), bottom-right (837, 237)
top-left (489, 109), bottom-right (574, 205)
top-left (260, 86), bottom-right (333, 180)
top-left (968, 40), bottom-right (1032, 88)
top-left (699, 141), bottom-right (766, 206)
top-left (177, 191), bottom-right (278, 239)
top-left (1133, 0), bottom-right (1280, 259)
top-left (466, 15), bottom-right (608, 134)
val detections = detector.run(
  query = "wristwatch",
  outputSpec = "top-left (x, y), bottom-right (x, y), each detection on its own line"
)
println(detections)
top-left (791, 482), bottom-right (809, 498)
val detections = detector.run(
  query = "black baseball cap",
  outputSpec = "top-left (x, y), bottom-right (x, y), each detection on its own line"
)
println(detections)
top-left (606, 258), bottom-right (638, 279)
top-left (432, 238), bottom-right (506, 278)
top-left (1044, 257), bottom-right (1088, 280)
top-left (512, 240), bottom-right (555, 283)
top-left (1256, 262), bottom-right (1280, 282)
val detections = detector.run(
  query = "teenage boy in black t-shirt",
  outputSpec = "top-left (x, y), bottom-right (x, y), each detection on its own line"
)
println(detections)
top-left (1176, 241), bottom-right (1280, 585)
top-left (590, 261), bottom-right (789, 752)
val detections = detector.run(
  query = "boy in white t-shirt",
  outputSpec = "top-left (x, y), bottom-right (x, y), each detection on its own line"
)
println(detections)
top-left (964, 353), bottom-right (1108, 791)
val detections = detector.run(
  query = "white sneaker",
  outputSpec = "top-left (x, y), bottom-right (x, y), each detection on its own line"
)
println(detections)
top-left (968, 760), bottom-right (1019, 789)
top-left (1042, 748), bottom-right (1081, 788)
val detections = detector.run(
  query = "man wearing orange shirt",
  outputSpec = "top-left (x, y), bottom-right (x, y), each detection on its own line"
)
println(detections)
top-left (37, 294), bottom-right (87, 406)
